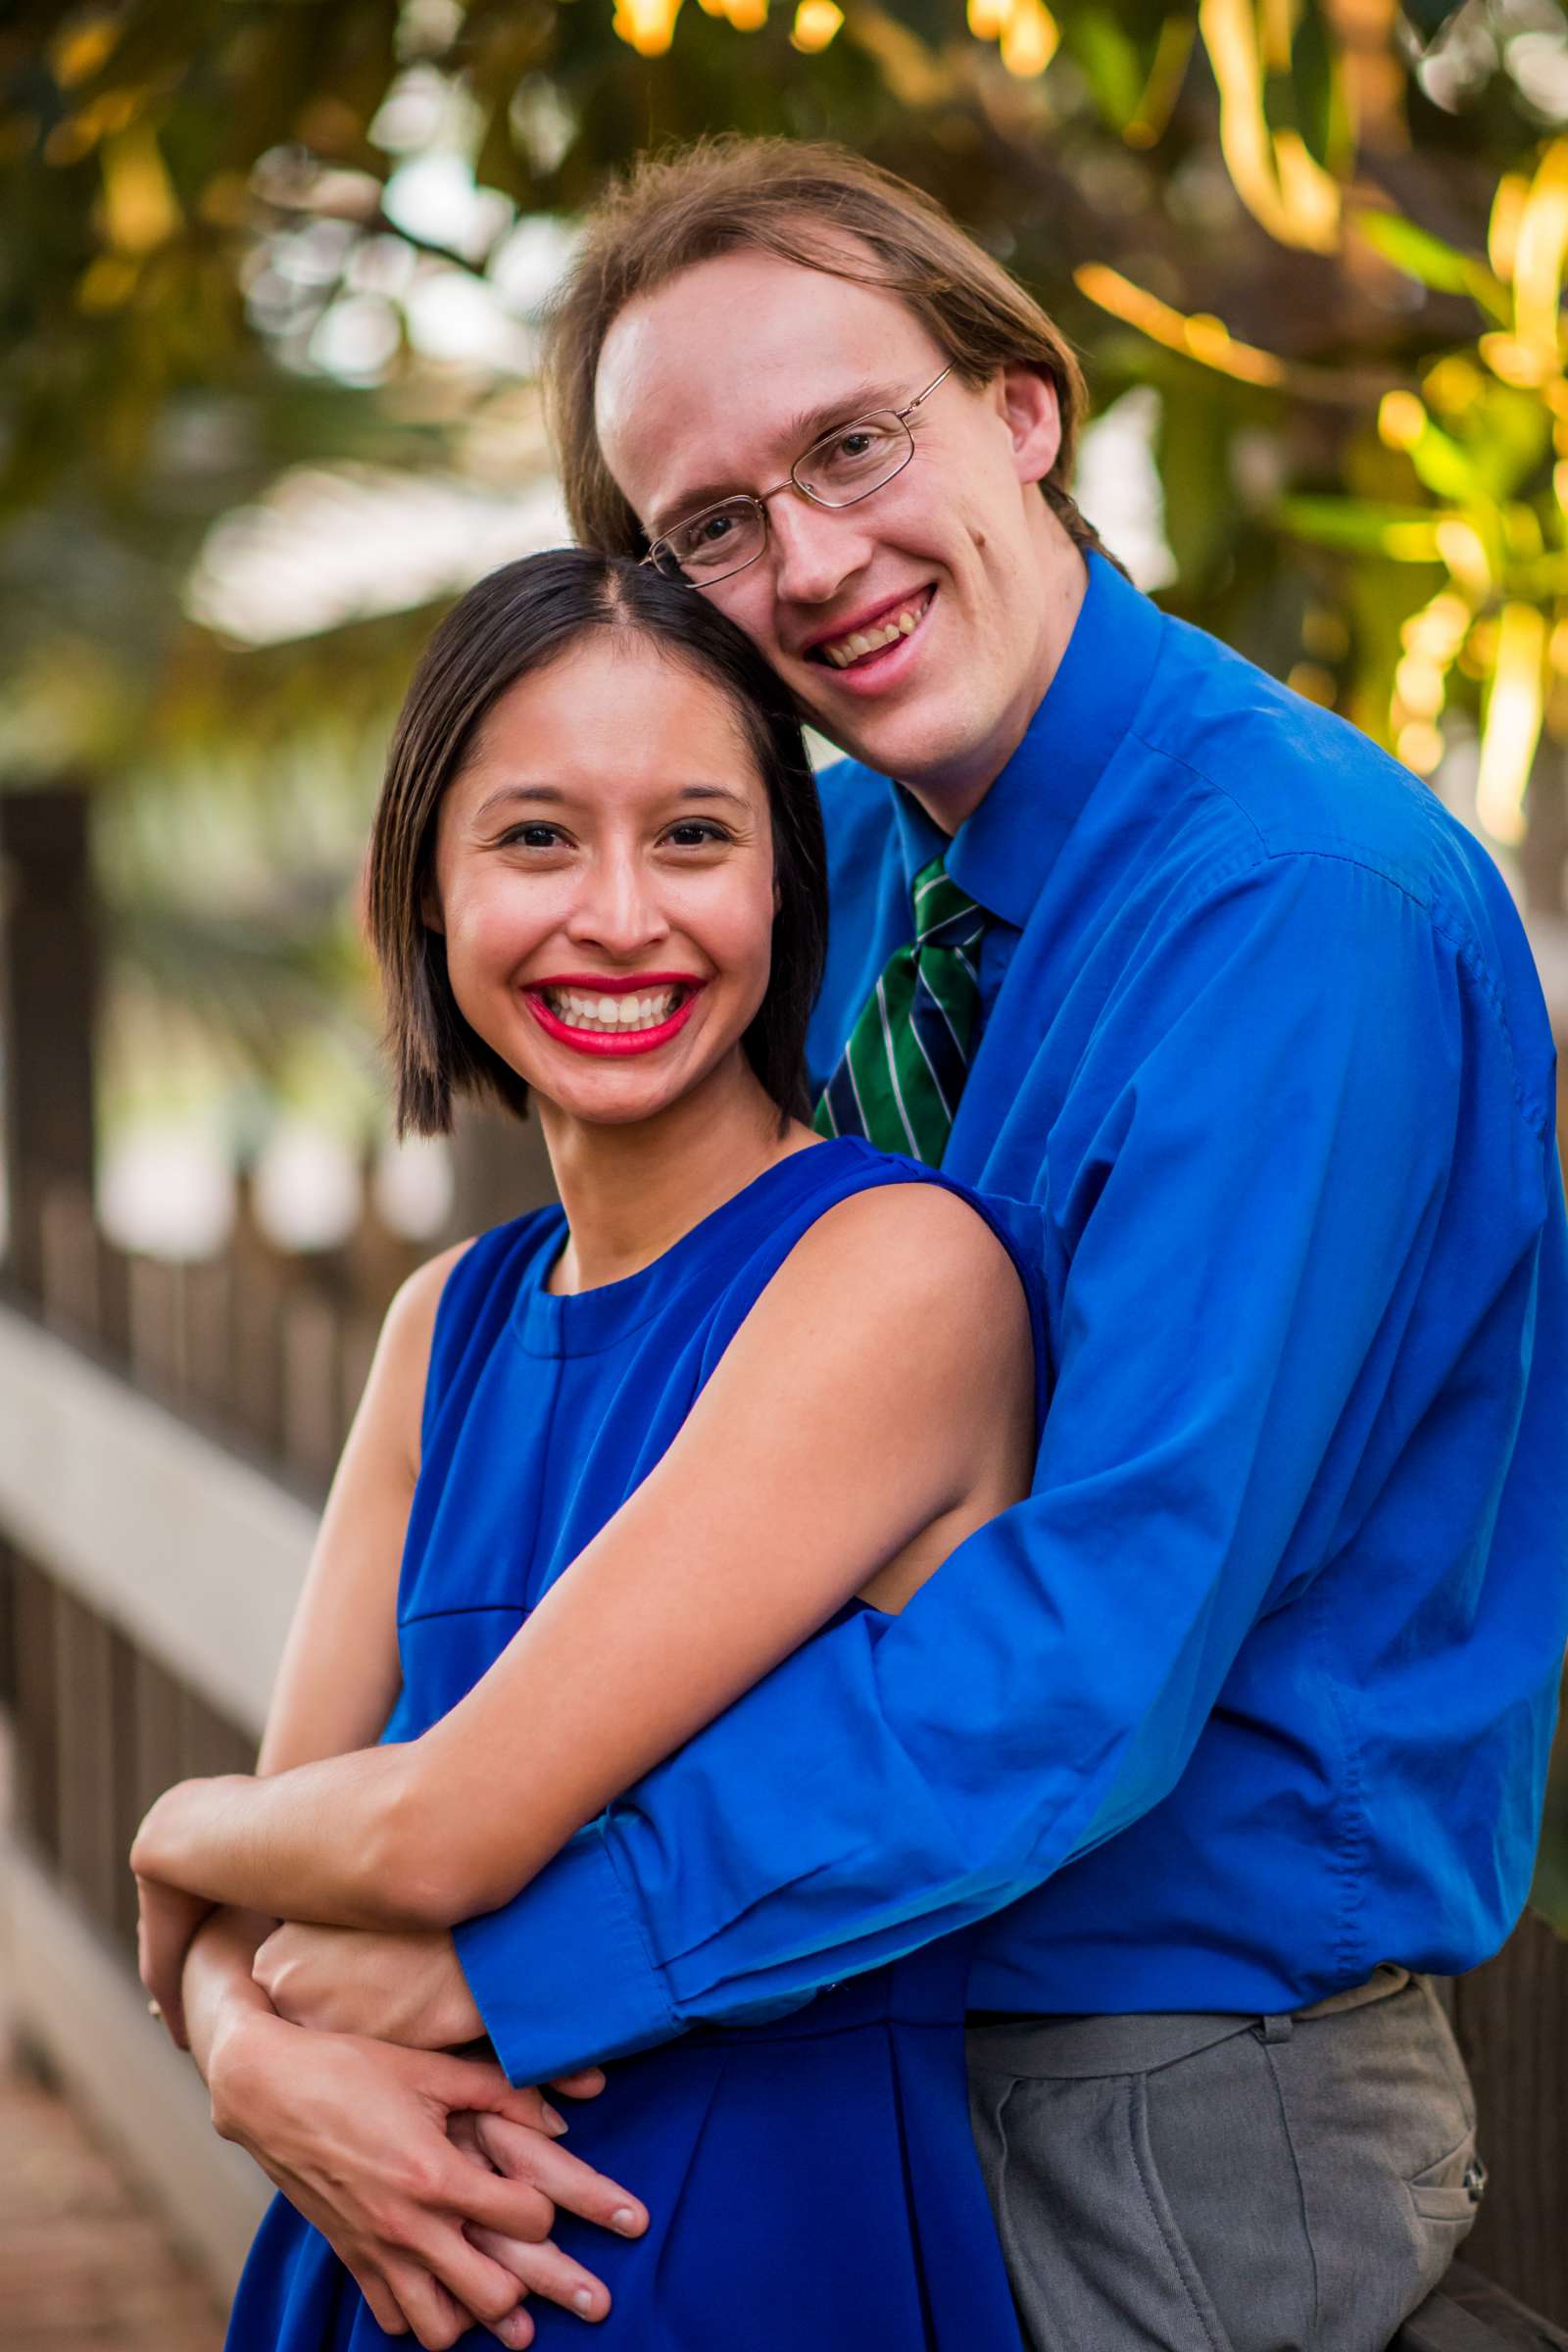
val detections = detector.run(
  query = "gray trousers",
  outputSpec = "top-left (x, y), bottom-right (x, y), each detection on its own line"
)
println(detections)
top-left (966, 1969), bottom-right (1484, 2352)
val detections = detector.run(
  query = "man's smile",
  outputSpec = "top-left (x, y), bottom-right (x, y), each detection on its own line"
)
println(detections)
top-left (802, 586), bottom-right (936, 671)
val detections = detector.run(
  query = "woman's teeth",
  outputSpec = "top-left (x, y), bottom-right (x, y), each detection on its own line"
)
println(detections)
top-left (542, 986), bottom-right (683, 1033)
top-left (820, 594), bottom-right (930, 669)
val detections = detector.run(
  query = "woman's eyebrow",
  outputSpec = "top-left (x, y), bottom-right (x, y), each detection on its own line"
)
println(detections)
top-left (649, 382), bottom-right (901, 531)
top-left (471, 781), bottom-right (752, 821)
top-left (471, 782), bottom-right (566, 821)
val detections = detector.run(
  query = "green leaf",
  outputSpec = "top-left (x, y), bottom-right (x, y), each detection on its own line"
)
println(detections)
top-left (1276, 496), bottom-right (1445, 555)
top-left (1354, 209), bottom-right (1507, 318)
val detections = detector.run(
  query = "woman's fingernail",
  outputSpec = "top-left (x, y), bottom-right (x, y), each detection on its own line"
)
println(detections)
top-left (612, 2206), bottom-right (640, 2234)
top-left (572, 2288), bottom-right (595, 2315)
top-left (541, 2102), bottom-right (568, 2135)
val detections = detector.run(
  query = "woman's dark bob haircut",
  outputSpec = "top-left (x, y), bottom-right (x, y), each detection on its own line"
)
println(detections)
top-left (367, 548), bottom-right (828, 1138)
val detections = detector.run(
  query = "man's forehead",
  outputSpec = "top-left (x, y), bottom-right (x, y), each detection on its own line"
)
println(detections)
top-left (594, 254), bottom-right (938, 519)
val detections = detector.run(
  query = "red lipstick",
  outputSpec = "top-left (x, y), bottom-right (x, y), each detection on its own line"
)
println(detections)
top-left (523, 972), bottom-right (707, 1058)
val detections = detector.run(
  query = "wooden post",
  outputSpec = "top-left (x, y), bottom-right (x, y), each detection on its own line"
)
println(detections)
top-left (1449, 1914), bottom-right (1568, 2327)
top-left (0, 787), bottom-right (98, 1300)
top-left (446, 1102), bottom-right (557, 1239)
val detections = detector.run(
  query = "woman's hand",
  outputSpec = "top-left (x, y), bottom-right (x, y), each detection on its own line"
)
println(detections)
top-left (207, 2010), bottom-right (645, 2349)
top-left (254, 1921), bottom-right (486, 2049)
top-left (135, 1874), bottom-right (215, 2049)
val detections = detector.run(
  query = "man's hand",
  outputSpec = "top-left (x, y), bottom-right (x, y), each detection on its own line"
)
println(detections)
top-left (208, 2011), bottom-right (647, 2350)
top-left (254, 1921), bottom-right (482, 2049)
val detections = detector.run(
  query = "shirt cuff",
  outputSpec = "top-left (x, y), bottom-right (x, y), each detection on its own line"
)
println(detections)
top-left (453, 1823), bottom-right (680, 2083)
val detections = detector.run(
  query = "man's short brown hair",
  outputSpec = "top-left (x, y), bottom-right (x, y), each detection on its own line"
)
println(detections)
top-left (543, 135), bottom-right (1114, 567)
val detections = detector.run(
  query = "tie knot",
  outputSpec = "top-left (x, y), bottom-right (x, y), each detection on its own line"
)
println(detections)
top-left (912, 853), bottom-right (985, 949)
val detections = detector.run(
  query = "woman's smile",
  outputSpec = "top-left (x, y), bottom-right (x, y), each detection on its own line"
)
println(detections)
top-left (525, 971), bottom-right (709, 1056)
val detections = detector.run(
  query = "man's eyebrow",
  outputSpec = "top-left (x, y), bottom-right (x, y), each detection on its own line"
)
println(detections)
top-left (648, 381), bottom-right (904, 533)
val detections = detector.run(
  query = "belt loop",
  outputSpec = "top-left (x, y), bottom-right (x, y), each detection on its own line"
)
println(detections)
top-left (1259, 2012), bottom-right (1293, 2045)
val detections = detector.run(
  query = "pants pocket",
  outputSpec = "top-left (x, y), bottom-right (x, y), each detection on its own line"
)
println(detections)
top-left (968, 2066), bottom-right (1244, 2352)
top-left (1126, 2075), bottom-right (1238, 2352)
top-left (1406, 2130), bottom-right (1487, 2230)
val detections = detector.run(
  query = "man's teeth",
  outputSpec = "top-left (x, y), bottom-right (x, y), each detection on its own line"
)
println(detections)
top-left (542, 986), bottom-right (683, 1032)
top-left (821, 598), bottom-right (927, 669)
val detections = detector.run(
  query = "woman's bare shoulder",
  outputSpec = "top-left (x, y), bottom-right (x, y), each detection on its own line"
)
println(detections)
top-left (786, 1177), bottom-right (1026, 1317)
top-left (740, 1175), bottom-right (1033, 1404)
top-left (368, 1237), bottom-right (477, 1476)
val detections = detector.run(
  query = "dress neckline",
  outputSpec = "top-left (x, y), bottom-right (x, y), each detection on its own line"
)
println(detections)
top-left (514, 1136), bottom-right (865, 1359)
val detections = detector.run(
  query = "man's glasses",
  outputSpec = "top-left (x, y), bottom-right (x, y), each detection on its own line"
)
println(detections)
top-left (643, 368), bottom-right (953, 589)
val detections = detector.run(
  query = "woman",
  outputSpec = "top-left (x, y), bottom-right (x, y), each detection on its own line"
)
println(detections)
top-left (131, 549), bottom-right (1042, 2350)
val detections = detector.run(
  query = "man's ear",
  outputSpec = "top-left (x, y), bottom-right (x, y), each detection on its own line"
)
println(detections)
top-left (999, 365), bottom-right (1061, 489)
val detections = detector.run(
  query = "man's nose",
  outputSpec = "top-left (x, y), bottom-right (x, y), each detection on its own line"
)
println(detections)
top-left (766, 492), bottom-right (870, 610)
top-left (564, 851), bottom-right (670, 956)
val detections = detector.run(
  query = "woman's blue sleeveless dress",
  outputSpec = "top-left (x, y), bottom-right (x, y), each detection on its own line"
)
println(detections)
top-left (225, 1136), bottom-right (1043, 2352)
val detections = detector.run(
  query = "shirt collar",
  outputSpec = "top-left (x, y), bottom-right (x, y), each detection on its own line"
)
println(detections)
top-left (892, 552), bottom-right (1164, 932)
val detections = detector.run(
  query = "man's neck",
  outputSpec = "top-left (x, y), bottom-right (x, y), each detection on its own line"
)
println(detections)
top-left (899, 534), bottom-right (1090, 836)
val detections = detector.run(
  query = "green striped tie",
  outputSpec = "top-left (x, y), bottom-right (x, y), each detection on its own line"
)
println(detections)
top-left (813, 853), bottom-right (988, 1164)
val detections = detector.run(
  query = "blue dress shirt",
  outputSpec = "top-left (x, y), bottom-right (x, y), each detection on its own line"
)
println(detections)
top-left (456, 553), bottom-right (1568, 2079)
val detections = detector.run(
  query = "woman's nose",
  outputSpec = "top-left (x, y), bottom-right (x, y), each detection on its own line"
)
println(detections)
top-left (564, 854), bottom-right (670, 956)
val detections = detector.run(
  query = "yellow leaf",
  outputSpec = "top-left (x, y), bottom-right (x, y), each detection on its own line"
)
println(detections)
top-left (613, 0), bottom-right (682, 50)
top-left (1199, 0), bottom-right (1340, 254)
top-left (1512, 139), bottom-right (1568, 365)
top-left (1394, 652), bottom-right (1446, 718)
top-left (1476, 602), bottom-right (1546, 846)
top-left (75, 253), bottom-right (139, 312)
top-left (792, 0), bottom-right (843, 47)
top-left (1396, 720), bottom-right (1445, 774)
top-left (1477, 331), bottom-right (1550, 389)
top-left (1489, 172), bottom-right (1530, 284)
top-left (1434, 516), bottom-right (1492, 596)
top-left (1378, 389), bottom-right (1426, 451)
top-left (1001, 0), bottom-right (1057, 77)
top-left (1400, 593), bottom-right (1470, 662)
top-left (967, 0), bottom-right (1013, 35)
top-left (1288, 661), bottom-right (1336, 706)
top-left (51, 15), bottom-right (121, 90)
top-left (99, 122), bottom-right (179, 254)
top-left (1074, 264), bottom-right (1285, 386)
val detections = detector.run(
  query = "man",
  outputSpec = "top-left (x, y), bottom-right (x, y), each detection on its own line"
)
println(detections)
top-left (193, 140), bottom-right (1568, 2349)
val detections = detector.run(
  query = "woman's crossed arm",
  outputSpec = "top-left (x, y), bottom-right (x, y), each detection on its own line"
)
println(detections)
top-left (133, 1185), bottom-right (1033, 1968)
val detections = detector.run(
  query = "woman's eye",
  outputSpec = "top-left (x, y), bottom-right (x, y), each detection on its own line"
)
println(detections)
top-left (500, 823), bottom-right (566, 850)
top-left (665, 821), bottom-right (729, 848)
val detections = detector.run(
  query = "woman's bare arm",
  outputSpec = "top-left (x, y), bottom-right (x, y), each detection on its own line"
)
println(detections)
top-left (170, 1240), bottom-right (642, 2350)
top-left (133, 1187), bottom-right (1034, 1931)
top-left (178, 1241), bottom-right (466, 2071)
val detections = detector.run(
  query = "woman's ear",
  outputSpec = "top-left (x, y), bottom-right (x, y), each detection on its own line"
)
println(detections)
top-left (420, 882), bottom-right (445, 936)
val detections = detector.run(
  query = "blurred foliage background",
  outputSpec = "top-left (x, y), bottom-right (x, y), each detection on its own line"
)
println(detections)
top-left (2, 0), bottom-right (1567, 1899)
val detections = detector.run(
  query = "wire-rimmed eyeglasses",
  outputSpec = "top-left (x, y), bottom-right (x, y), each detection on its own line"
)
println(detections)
top-left (643, 368), bottom-right (953, 589)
